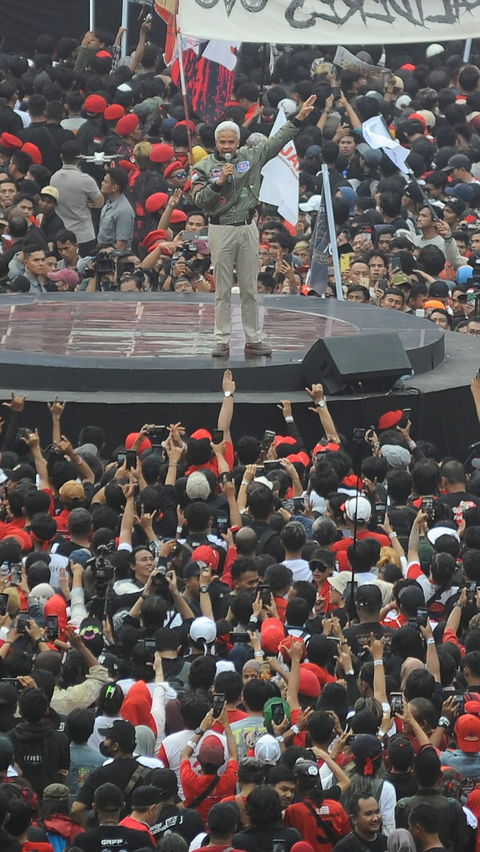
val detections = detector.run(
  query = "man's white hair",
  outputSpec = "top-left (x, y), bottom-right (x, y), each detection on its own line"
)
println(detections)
top-left (215, 120), bottom-right (241, 140)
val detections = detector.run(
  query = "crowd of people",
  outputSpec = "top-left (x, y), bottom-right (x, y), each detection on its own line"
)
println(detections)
top-left (1, 22), bottom-right (480, 852)
top-left (0, 29), bottom-right (480, 340)
top-left (0, 365), bottom-right (474, 852)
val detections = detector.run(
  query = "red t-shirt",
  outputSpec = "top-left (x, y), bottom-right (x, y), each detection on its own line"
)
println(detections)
top-left (180, 758), bottom-right (238, 822)
top-left (186, 441), bottom-right (235, 476)
top-left (119, 815), bottom-right (155, 843)
top-left (212, 708), bottom-right (247, 734)
top-left (284, 797), bottom-right (350, 852)
top-left (332, 531), bottom-right (390, 556)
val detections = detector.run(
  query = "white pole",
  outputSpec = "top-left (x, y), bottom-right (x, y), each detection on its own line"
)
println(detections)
top-left (464, 39), bottom-right (473, 62)
top-left (89, 0), bottom-right (95, 31)
top-left (176, 32), bottom-right (187, 97)
top-left (321, 164), bottom-right (344, 301)
top-left (121, 0), bottom-right (129, 58)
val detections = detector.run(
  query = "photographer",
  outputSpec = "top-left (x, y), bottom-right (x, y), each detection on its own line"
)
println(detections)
top-left (164, 238), bottom-right (214, 293)
top-left (83, 244), bottom-right (119, 292)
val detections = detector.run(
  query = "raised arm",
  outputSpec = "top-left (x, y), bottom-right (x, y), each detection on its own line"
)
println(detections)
top-left (420, 621), bottom-right (441, 683)
top-left (217, 370), bottom-right (235, 443)
top-left (47, 397), bottom-right (65, 447)
top-left (119, 480), bottom-right (135, 547)
top-left (129, 20), bottom-right (151, 73)
top-left (286, 636), bottom-right (304, 711)
top-left (54, 435), bottom-right (94, 484)
top-left (305, 384), bottom-right (340, 445)
top-left (25, 430), bottom-right (52, 491)
top-left (471, 374), bottom-right (480, 426)
top-left (407, 510), bottom-right (428, 566)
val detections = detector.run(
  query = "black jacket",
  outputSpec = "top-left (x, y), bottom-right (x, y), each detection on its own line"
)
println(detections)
top-left (9, 720), bottom-right (70, 797)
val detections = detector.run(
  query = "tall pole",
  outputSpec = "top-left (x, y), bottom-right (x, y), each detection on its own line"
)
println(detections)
top-left (121, 0), bottom-right (129, 58)
top-left (321, 164), bottom-right (344, 301)
top-left (176, 32), bottom-right (194, 160)
top-left (89, 0), bottom-right (95, 31)
top-left (464, 39), bottom-right (473, 63)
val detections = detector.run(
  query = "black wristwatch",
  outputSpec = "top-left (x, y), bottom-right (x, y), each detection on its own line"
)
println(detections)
top-left (200, 585), bottom-right (208, 594)
top-left (194, 727), bottom-right (204, 737)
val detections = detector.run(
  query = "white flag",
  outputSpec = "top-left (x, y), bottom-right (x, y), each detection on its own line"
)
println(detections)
top-left (202, 40), bottom-right (241, 71)
top-left (362, 115), bottom-right (410, 175)
top-left (259, 108), bottom-right (299, 225)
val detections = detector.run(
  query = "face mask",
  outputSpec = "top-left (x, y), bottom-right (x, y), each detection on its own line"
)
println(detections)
top-left (99, 741), bottom-right (116, 758)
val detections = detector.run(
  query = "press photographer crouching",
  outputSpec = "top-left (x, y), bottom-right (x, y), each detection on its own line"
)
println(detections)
top-left (164, 238), bottom-right (214, 293)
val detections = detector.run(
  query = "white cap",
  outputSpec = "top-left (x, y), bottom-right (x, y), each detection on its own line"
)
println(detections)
top-left (186, 471), bottom-right (210, 501)
top-left (344, 496), bottom-right (372, 523)
top-left (396, 94), bottom-right (412, 110)
top-left (278, 98), bottom-right (297, 117)
top-left (254, 734), bottom-right (281, 764)
top-left (299, 195), bottom-right (322, 213)
top-left (426, 43), bottom-right (444, 58)
top-left (190, 616), bottom-right (217, 645)
top-left (427, 526), bottom-right (460, 546)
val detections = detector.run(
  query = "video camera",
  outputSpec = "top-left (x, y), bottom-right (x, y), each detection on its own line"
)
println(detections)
top-left (174, 242), bottom-right (210, 275)
top-left (87, 542), bottom-right (115, 593)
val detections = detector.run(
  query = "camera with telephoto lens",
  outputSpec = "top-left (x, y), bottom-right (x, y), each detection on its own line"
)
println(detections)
top-left (150, 563), bottom-right (169, 595)
top-left (87, 542), bottom-right (115, 592)
top-left (174, 242), bottom-right (210, 275)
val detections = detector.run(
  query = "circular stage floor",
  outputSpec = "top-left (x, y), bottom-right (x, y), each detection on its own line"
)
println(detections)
top-left (0, 293), bottom-right (444, 395)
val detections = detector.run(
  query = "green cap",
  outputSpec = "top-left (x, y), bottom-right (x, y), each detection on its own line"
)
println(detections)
top-left (263, 697), bottom-right (291, 732)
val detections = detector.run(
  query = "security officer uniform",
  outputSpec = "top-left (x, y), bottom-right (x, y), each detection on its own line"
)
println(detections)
top-left (191, 117), bottom-right (303, 353)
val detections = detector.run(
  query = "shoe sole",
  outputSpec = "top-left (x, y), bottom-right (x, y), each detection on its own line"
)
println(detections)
top-left (244, 348), bottom-right (273, 356)
top-left (211, 350), bottom-right (230, 358)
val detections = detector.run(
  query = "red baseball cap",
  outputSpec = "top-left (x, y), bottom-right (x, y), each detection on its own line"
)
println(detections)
top-left (287, 452), bottom-right (310, 468)
top-left (278, 635), bottom-right (306, 663)
top-left (314, 442), bottom-right (340, 454)
top-left (177, 119), bottom-right (195, 132)
top-left (198, 735), bottom-right (224, 766)
top-left (260, 618), bottom-right (285, 654)
top-left (190, 429), bottom-right (212, 440)
top-left (125, 432), bottom-right (152, 455)
top-left (377, 410), bottom-right (403, 431)
top-left (192, 545), bottom-right (220, 572)
top-left (150, 143), bottom-right (174, 164)
top-left (455, 714), bottom-right (480, 753)
top-left (299, 667), bottom-right (321, 699)
top-left (84, 94), bottom-right (107, 114)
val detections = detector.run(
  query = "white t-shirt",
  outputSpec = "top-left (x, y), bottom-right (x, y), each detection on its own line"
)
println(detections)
top-left (158, 729), bottom-right (227, 799)
top-left (282, 558), bottom-right (312, 583)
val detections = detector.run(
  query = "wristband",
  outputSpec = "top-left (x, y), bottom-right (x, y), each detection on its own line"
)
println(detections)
top-left (291, 724), bottom-right (300, 735)
top-left (454, 602), bottom-right (463, 609)
top-left (408, 440), bottom-right (416, 449)
top-left (254, 650), bottom-right (264, 657)
top-left (345, 669), bottom-right (354, 676)
top-left (426, 638), bottom-right (435, 646)
top-left (285, 415), bottom-right (294, 423)
top-left (388, 532), bottom-right (397, 540)
top-left (438, 716), bottom-right (451, 728)
top-left (176, 526), bottom-right (183, 534)
top-left (249, 615), bottom-right (259, 623)
top-left (276, 735), bottom-right (284, 743)
top-left (241, 480), bottom-right (249, 487)
top-left (374, 659), bottom-right (384, 667)
top-left (186, 740), bottom-right (197, 750)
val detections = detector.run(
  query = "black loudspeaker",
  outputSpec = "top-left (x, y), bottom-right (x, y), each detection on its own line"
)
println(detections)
top-left (301, 332), bottom-right (412, 395)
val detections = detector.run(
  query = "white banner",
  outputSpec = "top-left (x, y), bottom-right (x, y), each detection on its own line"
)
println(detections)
top-left (178, 0), bottom-right (480, 45)
top-left (259, 108), bottom-right (299, 226)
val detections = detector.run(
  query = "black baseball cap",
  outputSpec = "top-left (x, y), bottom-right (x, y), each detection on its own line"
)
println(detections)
top-left (94, 782), bottom-right (123, 812)
top-left (150, 767), bottom-right (178, 797)
top-left (309, 549), bottom-right (336, 570)
top-left (182, 560), bottom-right (205, 579)
top-left (98, 719), bottom-right (136, 749)
top-left (356, 584), bottom-right (382, 608)
top-left (132, 785), bottom-right (163, 808)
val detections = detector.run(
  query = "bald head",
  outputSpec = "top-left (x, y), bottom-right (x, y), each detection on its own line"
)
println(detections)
top-left (235, 526), bottom-right (258, 557)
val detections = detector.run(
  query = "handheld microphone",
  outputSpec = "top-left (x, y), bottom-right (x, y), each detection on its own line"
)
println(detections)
top-left (224, 152), bottom-right (233, 183)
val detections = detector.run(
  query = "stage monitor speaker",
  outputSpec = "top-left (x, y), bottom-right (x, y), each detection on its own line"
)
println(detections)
top-left (301, 332), bottom-right (412, 395)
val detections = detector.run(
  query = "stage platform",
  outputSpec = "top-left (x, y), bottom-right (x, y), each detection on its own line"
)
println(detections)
top-left (0, 293), bottom-right (477, 460)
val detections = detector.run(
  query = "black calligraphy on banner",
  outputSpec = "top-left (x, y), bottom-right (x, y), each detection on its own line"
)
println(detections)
top-left (194, 0), bottom-right (480, 28)
top-left (308, 200), bottom-right (330, 297)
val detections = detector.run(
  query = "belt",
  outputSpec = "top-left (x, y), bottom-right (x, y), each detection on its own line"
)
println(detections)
top-left (209, 217), bottom-right (252, 226)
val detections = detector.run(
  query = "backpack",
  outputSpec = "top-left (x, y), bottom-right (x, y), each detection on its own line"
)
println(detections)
top-left (256, 527), bottom-right (277, 555)
top-left (341, 778), bottom-right (384, 816)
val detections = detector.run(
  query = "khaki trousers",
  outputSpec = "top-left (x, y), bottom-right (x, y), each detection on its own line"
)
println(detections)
top-left (208, 222), bottom-right (261, 345)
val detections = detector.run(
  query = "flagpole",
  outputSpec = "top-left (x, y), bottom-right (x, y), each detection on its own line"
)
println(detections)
top-left (321, 165), bottom-right (344, 301)
top-left (464, 39), bottom-right (473, 62)
top-left (121, 0), bottom-right (129, 57)
top-left (176, 31), bottom-right (194, 161)
top-left (89, 0), bottom-right (95, 31)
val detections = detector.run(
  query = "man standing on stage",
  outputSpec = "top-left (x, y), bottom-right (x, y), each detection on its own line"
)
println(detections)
top-left (191, 95), bottom-right (316, 358)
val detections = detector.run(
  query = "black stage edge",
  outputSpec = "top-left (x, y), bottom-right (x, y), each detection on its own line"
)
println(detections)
top-left (0, 294), bottom-right (475, 460)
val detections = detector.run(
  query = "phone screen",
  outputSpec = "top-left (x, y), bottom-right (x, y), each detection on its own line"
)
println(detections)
top-left (0, 594), bottom-right (8, 616)
top-left (390, 692), bottom-right (403, 715)
top-left (46, 615), bottom-right (59, 640)
top-left (212, 429), bottom-right (223, 445)
top-left (125, 450), bottom-right (137, 470)
top-left (213, 693), bottom-right (225, 718)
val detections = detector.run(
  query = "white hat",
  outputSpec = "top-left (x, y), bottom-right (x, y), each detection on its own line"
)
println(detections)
top-left (215, 660), bottom-right (236, 675)
top-left (299, 195), bottom-right (322, 213)
top-left (254, 734), bottom-right (281, 764)
top-left (427, 526), bottom-right (460, 546)
top-left (253, 476), bottom-right (273, 490)
top-left (189, 616), bottom-right (217, 645)
top-left (396, 94), bottom-right (412, 110)
top-left (327, 571), bottom-right (352, 596)
top-left (344, 496), bottom-right (372, 523)
top-left (28, 583), bottom-right (55, 608)
top-left (186, 471), bottom-right (210, 501)
top-left (426, 43), bottom-right (444, 58)
top-left (278, 98), bottom-right (297, 117)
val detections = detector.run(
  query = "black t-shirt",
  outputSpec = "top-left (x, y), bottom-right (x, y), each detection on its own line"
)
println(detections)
top-left (75, 758), bottom-right (151, 816)
top-left (75, 824), bottom-right (154, 852)
top-left (333, 831), bottom-right (388, 852)
top-left (385, 769), bottom-right (418, 799)
top-left (343, 621), bottom-right (394, 657)
top-left (234, 823), bottom-right (301, 852)
top-left (150, 804), bottom-right (205, 844)
top-left (438, 492), bottom-right (480, 521)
